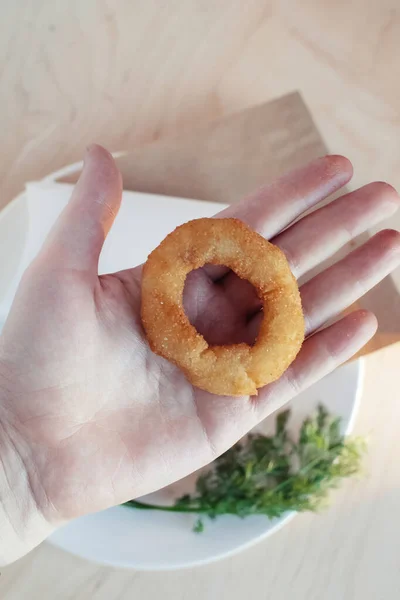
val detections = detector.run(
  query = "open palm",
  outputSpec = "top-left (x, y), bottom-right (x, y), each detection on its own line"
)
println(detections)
top-left (1, 145), bottom-right (399, 538)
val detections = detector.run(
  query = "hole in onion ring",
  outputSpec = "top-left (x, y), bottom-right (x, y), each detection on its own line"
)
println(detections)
top-left (182, 264), bottom-right (262, 347)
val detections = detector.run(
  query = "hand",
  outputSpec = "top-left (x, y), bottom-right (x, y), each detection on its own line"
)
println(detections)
top-left (1, 145), bottom-right (399, 564)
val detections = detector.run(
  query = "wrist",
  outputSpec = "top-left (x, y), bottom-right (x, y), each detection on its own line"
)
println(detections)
top-left (0, 417), bottom-right (55, 565)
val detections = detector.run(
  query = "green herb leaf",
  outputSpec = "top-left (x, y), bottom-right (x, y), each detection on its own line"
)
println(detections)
top-left (125, 405), bottom-right (365, 530)
top-left (193, 518), bottom-right (204, 533)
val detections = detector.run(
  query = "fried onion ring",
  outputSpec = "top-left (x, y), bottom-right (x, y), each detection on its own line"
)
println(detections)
top-left (141, 218), bottom-right (304, 396)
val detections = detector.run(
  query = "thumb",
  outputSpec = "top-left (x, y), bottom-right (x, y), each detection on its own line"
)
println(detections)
top-left (39, 145), bottom-right (122, 273)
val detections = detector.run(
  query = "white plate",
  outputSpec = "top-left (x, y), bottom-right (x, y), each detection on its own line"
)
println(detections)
top-left (0, 164), bottom-right (363, 570)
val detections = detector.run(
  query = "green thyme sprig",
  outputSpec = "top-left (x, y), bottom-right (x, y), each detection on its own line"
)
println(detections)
top-left (125, 405), bottom-right (365, 530)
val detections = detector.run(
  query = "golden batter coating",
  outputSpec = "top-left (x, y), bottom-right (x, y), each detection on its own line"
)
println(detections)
top-left (141, 218), bottom-right (304, 396)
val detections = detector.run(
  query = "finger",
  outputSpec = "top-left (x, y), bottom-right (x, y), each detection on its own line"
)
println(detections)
top-left (213, 270), bottom-right (262, 317)
top-left (182, 268), bottom-right (259, 345)
top-left (301, 229), bottom-right (400, 335)
top-left (39, 145), bottom-right (123, 272)
top-left (202, 264), bottom-right (229, 282)
top-left (247, 229), bottom-right (400, 340)
top-left (218, 155), bottom-right (352, 239)
top-left (121, 156), bottom-right (352, 286)
top-left (273, 182), bottom-right (400, 278)
top-left (254, 309), bottom-right (377, 419)
top-left (208, 155), bottom-right (352, 281)
top-left (224, 181), bottom-right (399, 315)
top-left (212, 183), bottom-right (400, 318)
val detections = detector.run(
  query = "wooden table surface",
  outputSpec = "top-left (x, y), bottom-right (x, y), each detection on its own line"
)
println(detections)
top-left (1, 2), bottom-right (400, 598)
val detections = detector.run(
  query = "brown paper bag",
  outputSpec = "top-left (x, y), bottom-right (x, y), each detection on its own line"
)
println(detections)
top-left (64, 92), bottom-right (400, 357)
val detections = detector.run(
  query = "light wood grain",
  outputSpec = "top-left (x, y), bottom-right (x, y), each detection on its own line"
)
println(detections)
top-left (1, 1), bottom-right (400, 598)
top-left (2, 1), bottom-right (400, 208)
